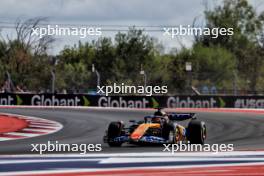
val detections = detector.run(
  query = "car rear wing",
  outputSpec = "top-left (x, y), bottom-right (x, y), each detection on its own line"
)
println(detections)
top-left (168, 113), bottom-right (196, 121)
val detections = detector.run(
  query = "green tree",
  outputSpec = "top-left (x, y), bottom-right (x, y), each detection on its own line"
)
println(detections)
top-left (93, 37), bottom-right (116, 85)
top-left (191, 44), bottom-right (236, 89)
top-left (200, 0), bottom-right (264, 91)
top-left (114, 27), bottom-right (157, 85)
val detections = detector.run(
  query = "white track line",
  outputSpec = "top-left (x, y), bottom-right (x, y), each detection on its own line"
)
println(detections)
top-left (5, 132), bottom-right (39, 137)
top-left (0, 137), bottom-right (13, 141)
top-left (21, 128), bottom-right (53, 133)
top-left (0, 151), bottom-right (264, 158)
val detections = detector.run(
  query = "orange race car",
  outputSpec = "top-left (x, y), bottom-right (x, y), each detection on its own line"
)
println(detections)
top-left (103, 109), bottom-right (206, 147)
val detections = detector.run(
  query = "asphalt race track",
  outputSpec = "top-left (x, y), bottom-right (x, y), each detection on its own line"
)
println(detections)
top-left (0, 107), bottom-right (264, 154)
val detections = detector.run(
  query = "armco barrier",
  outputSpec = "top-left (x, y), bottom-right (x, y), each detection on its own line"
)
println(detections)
top-left (0, 93), bottom-right (264, 108)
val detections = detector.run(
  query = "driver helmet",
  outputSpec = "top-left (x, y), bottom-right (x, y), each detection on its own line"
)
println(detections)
top-left (154, 110), bottom-right (166, 117)
top-left (152, 116), bottom-right (161, 123)
top-left (154, 109), bottom-right (169, 123)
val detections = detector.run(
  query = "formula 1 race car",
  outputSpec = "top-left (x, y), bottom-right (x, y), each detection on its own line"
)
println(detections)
top-left (103, 108), bottom-right (206, 147)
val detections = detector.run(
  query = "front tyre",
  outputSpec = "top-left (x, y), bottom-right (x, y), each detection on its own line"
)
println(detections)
top-left (187, 120), bottom-right (206, 144)
top-left (107, 122), bottom-right (124, 147)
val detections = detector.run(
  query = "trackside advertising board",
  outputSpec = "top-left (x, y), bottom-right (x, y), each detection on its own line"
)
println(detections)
top-left (0, 93), bottom-right (264, 108)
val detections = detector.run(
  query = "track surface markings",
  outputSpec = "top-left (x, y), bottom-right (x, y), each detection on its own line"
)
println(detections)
top-left (0, 113), bottom-right (63, 141)
top-left (0, 151), bottom-right (264, 175)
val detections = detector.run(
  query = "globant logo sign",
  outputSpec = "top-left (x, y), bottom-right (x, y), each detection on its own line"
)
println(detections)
top-left (167, 96), bottom-right (217, 108)
top-left (31, 95), bottom-right (81, 106)
top-left (98, 97), bottom-right (149, 108)
top-left (0, 96), bottom-right (15, 105)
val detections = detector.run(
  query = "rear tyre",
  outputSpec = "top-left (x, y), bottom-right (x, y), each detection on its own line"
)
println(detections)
top-left (187, 120), bottom-right (206, 144)
top-left (107, 122), bottom-right (124, 147)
